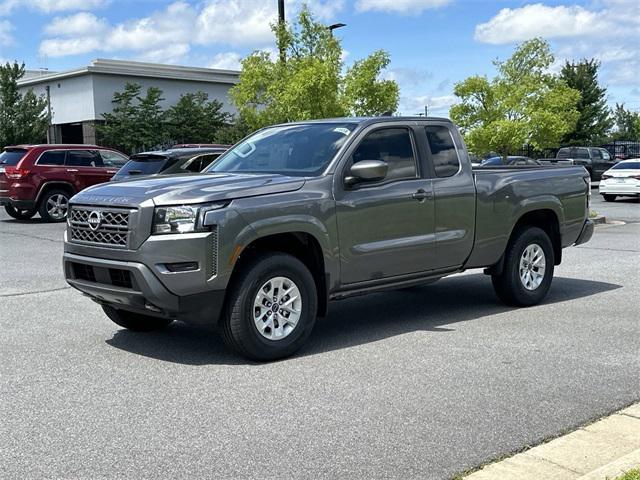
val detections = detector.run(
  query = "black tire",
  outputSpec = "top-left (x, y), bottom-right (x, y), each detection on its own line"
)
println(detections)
top-left (221, 252), bottom-right (318, 361)
top-left (102, 305), bottom-right (173, 332)
top-left (4, 204), bottom-right (36, 220)
top-left (38, 189), bottom-right (71, 222)
top-left (603, 194), bottom-right (616, 202)
top-left (491, 226), bottom-right (555, 307)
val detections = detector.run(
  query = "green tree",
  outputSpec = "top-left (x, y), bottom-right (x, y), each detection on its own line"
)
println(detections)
top-left (450, 38), bottom-right (580, 160)
top-left (231, 6), bottom-right (399, 131)
top-left (134, 86), bottom-right (165, 150)
top-left (97, 82), bottom-right (141, 153)
top-left (0, 61), bottom-right (48, 148)
top-left (165, 92), bottom-right (230, 143)
top-left (560, 59), bottom-right (612, 145)
top-left (611, 103), bottom-right (640, 140)
top-left (214, 115), bottom-right (252, 145)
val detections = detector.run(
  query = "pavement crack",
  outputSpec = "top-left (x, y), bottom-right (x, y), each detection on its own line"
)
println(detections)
top-left (0, 231), bottom-right (62, 244)
top-left (0, 286), bottom-right (71, 298)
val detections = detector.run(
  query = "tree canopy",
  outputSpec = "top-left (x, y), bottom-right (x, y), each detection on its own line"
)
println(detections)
top-left (230, 6), bottom-right (399, 131)
top-left (450, 38), bottom-right (580, 158)
top-left (97, 83), bottom-right (231, 153)
top-left (560, 59), bottom-right (612, 145)
top-left (611, 103), bottom-right (640, 141)
top-left (0, 62), bottom-right (48, 148)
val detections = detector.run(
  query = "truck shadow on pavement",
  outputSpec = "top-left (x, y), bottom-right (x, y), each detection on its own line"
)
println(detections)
top-left (105, 274), bottom-right (621, 365)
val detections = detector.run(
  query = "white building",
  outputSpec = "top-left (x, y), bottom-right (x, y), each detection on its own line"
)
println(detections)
top-left (18, 59), bottom-right (240, 144)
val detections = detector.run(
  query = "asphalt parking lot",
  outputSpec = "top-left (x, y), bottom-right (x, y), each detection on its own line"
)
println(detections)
top-left (1, 195), bottom-right (638, 479)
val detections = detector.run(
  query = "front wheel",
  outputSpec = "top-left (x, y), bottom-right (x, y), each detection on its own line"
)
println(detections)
top-left (603, 194), bottom-right (616, 202)
top-left (102, 305), bottom-right (173, 331)
top-left (491, 227), bottom-right (554, 306)
top-left (221, 253), bottom-right (318, 361)
top-left (4, 205), bottom-right (36, 220)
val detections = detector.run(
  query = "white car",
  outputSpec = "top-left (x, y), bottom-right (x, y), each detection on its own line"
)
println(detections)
top-left (599, 159), bottom-right (640, 201)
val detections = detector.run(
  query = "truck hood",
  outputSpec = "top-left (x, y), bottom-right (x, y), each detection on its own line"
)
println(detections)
top-left (72, 172), bottom-right (306, 207)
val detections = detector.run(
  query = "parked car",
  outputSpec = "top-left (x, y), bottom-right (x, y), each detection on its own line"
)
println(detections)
top-left (480, 156), bottom-right (541, 166)
top-left (553, 147), bottom-right (617, 181)
top-left (598, 159), bottom-right (640, 201)
top-left (0, 144), bottom-right (128, 221)
top-left (111, 147), bottom-right (227, 181)
top-left (171, 143), bottom-right (231, 149)
top-left (63, 117), bottom-right (593, 361)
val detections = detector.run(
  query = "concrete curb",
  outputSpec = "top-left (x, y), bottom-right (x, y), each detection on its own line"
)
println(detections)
top-left (592, 215), bottom-right (607, 225)
top-left (464, 403), bottom-right (640, 480)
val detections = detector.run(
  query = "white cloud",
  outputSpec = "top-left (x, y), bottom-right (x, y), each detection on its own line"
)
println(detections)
top-left (474, 1), bottom-right (640, 87)
top-left (44, 12), bottom-right (108, 37)
top-left (0, 0), bottom-right (106, 15)
top-left (37, 0), bottom-right (339, 63)
top-left (475, 4), bottom-right (610, 44)
top-left (208, 52), bottom-right (242, 70)
top-left (39, 37), bottom-right (102, 57)
top-left (355, 0), bottom-right (452, 15)
top-left (196, 1), bottom-right (276, 46)
top-left (401, 93), bottom-right (456, 116)
top-left (0, 19), bottom-right (12, 46)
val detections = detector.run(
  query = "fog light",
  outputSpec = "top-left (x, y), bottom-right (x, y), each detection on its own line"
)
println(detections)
top-left (144, 302), bottom-right (162, 313)
top-left (164, 261), bottom-right (199, 273)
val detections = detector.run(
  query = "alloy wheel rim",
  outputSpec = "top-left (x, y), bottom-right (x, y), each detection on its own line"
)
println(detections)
top-left (519, 243), bottom-right (546, 291)
top-left (47, 194), bottom-right (69, 219)
top-left (253, 276), bottom-right (302, 341)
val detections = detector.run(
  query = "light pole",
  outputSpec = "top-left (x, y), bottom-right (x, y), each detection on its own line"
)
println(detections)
top-left (328, 23), bottom-right (346, 36)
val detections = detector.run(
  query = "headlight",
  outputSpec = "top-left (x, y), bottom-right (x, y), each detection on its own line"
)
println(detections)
top-left (153, 203), bottom-right (225, 234)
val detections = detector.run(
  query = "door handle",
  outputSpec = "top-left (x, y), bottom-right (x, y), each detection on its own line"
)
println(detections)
top-left (412, 189), bottom-right (431, 201)
top-left (106, 170), bottom-right (117, 174)
top-left (66, 168), bottom-right (78, 172)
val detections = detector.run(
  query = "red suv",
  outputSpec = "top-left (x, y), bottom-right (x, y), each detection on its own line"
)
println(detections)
top-left (0, 144), bottom-right (128, 222)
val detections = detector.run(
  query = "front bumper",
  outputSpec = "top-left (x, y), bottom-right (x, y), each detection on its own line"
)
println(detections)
top-left (64, 252), bottom-right (225, 325)
top-left (574, 219), bottom-right (594, 246)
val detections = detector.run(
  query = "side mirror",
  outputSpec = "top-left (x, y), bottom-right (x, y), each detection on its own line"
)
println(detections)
top-left (345, 160), bottom-right (388, 186)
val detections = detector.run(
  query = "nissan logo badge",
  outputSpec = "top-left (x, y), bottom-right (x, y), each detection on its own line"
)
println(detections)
top-left (87, 210), bottom-right (102, 231)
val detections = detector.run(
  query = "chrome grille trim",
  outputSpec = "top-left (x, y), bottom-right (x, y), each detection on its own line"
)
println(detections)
top-left (69, 205), bottom-right (136, 248)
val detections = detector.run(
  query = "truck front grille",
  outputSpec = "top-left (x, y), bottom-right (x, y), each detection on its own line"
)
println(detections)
top-left (69, 206), bottom-right (134, 248)
top-left (211, 226), bottom-right (218, 277)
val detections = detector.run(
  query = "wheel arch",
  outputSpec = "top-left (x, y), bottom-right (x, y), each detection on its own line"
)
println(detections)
top-left (228, 230), bottom-right (330, 318)
top-left (487, 208), bottom-right (562, 276)
top-left (35, 181), bottom-right (76, 207)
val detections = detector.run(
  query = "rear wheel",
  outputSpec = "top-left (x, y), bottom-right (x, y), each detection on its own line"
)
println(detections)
top-left (102, 305), bottom-right (173, 331)
top-left (38, 189), bottom-right (71, 222)
top-left (491, 227), bottom-right (554, 306)
top-left (221, 252), bottom-right (318, 361)
top-left (603, 194), bottom-right (616, 202)
top-left (4, 205), bottom-right (36, 220)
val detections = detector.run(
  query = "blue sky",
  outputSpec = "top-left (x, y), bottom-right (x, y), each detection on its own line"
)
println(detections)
top-left (0, 0), bottom-right (638, 116)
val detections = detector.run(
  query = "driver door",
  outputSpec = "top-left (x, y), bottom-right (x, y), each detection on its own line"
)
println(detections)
top-left (334, 126), bottom-right (436, 285)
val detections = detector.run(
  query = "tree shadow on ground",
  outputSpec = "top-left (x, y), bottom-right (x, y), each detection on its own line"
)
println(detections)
top-left (105, 274), bottom-right (621, 366)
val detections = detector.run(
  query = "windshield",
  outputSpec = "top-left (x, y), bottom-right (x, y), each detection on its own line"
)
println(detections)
top-left (613, 161), bottom-right (640, 170)
top-left (117, 155), bottom-right (169, 176)
top-left (0, 149), bottom-right (28, 166)
top-left (206, 123), bottom-right (356, 176)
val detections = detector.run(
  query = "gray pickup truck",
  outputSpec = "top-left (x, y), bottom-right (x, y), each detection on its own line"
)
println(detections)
top-left (63, 117), bottom-right (594, 360)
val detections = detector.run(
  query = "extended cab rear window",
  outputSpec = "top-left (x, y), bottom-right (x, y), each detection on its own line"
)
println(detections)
top-left (119, 155), bottom-right (169, 176)
top-left (0, 149), bottom-right (28, 166)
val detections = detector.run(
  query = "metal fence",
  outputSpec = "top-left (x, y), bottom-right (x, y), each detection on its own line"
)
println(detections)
top-left (511, 140), bottom-right (640, 160)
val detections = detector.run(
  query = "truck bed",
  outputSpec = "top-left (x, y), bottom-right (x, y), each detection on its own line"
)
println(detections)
top-left (465, 165), bottom-right (589, 269)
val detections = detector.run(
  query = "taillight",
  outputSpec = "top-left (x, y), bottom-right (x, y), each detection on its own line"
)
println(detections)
top-left (4, 167), bottom-right (30, 179)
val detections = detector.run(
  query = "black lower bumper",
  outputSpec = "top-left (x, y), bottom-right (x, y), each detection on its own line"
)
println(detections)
top-left (0, 196), bottom-right (35, 209)
top-left (574, 219), bottom-right (595, 246)
top-left (64, 252), bottom-right (226, 326)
